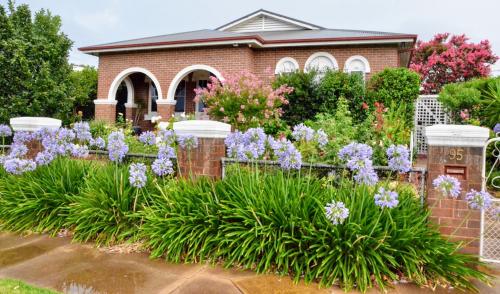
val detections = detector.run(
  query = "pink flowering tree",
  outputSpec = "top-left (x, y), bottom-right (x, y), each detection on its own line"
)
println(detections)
top-left (410, 33), bottom-right (498, 94)
top-left (194, 71), bottom-right (293, 131)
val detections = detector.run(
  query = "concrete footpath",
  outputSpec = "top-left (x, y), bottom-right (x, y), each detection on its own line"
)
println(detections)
top-left (0, 232), bottom-right (498, 294)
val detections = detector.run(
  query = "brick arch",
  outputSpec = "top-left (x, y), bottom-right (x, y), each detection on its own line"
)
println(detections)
top-left (107, 67), bottom-right (163, 102)
top-left (166, 65), bottom-right (224, 103)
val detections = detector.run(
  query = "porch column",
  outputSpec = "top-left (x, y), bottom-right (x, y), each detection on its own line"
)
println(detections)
top-left (94, 100), bottom-right (117, 123)
top-left (156, 100), bottom-right (176, 122)
top-left (425, 125), bottom-right (490, 255)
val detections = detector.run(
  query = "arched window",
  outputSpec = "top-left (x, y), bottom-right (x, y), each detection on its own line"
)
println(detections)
top-left (344, 55), bottom-right (371, 80)
top-left (304, 52), bottom-right (338, 74)
top-left (149, 83), bottom-right (158, 114)
top-left (275, 57), bottom-right (299, 75)
top-left (174, 80), bottom-right (186, 113)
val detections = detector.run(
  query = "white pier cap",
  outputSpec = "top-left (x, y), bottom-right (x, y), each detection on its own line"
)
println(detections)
top-left (10, 117), bottom-right (62, 132)
top-left (425, 124), bottom-right (490, 147)
top-left (159, 120), bottom-right (231, 139)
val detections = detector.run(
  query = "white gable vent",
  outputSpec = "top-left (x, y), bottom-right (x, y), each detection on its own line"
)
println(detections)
top-left (227, 15), bottom-right (303, 33)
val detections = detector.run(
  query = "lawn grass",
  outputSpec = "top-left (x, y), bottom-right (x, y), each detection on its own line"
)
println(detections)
top-left (0, 279), bottom-right (59, 294)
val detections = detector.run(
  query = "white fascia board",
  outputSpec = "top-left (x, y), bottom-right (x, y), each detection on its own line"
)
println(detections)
top-left (261, 38), bottom-right (415, 48)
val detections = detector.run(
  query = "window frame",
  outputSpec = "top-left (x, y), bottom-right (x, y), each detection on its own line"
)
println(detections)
top-left (274, 57), bottom-right (300, 75)
top-left (304, 52), bottom-right (339, 73)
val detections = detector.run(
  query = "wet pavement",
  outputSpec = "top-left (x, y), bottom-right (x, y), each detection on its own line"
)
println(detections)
top-left (0, 232), bottom-right (498, 293)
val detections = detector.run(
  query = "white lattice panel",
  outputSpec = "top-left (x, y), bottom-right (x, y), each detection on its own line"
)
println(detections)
top-left (414, 95), bottom-right (450, 154)
top-left (481, 199), bottom-right (500, 263)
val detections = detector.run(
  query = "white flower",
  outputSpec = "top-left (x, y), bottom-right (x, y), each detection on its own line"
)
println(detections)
top-left (151, 115), bottom-right (162, 124)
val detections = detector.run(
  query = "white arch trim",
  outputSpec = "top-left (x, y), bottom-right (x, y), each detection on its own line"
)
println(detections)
top-left (166, 64), bottom-right (224, 102)
top-left (122, 77), bottom-right (137, 108)
top-left (107, 67), bottom-right (163, 102)
top-left (275, 57), bottom-right (299, 74)
top-left (304, 52), bottom-right (339, 72)
top-left (344, 55), bottom-right (371, 73)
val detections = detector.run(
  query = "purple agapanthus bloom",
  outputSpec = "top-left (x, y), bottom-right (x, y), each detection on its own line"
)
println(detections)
top-left (433, 175), bottom-right (461, 198)
top-left (13, 131), bottom-right (33, 144)
top-left (292, 123), bottom-right (315, 142)
top-left (338, 142), bottom-right (373, 162)
top-left (0, 124), bottom-right (12, 137)
top-left (465, 189), bottom-right (493, 210)
top-left (177, 134), bottom-right (198, 150)
top-left (9, 143), bottom-right (28, 158)
top-left (243, 128), bottom-right (266, 156)
top-left (107, 131), bottom-right (129, 163)
top-left (387, 145), bottom-right (411, 173)
top-left (374, 187), bottom-right (399, 208)
top-left (494, 123), bottom-right (500, 134)
top-left (158, 145), bottom-right (176, 159)
top-left (158, 130), bottom-right (176, 146)
top-left (354, 166), bottom-right (379, 186)
top-left (139, 131), bottom-right (156, 146)
top-left (70, 144), bottom-right (89, 158)
top-left (270, 138), bottom-right (302, 170)
top-left (35, 151), bottom-right (55, 166)
top-left (73, 122), bottom-right (92, 142)
top-left (315, 129), bottom-right (328, 148)
top-left (325, 201), bottom-right (349, 225)
top-left (151, 157), bottom-right (174, 176)
top-left (129, 163), bottom-right (147, 188)
top-left (90, 137), bottom-right (106, 149)
top-left (56, 128), bottom-right (76, 142)
top-left (3, 158), bottom-right (36, 175)
top-left (225, 131), bottom-right (246, 158)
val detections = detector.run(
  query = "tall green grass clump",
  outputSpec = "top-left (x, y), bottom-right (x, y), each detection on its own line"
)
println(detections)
top-left (0, 158), bottom-right (94, 234)
top-left (140, 168), bottom-right (489, 292)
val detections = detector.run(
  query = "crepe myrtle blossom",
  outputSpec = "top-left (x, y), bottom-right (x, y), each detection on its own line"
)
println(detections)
top-left (70, 144), bottom-right (89, 158)
top-left (90, 137), bottom-right (106, 150)
top-left (129, 163), bottom-right (147, 188)
top-left (465, 189), bottom-right (493, 210)
top-left (151, 157), bottom-right (174, 176)
top-left (107, 131), bottom-right (129, 163)
top-left (0, 124), bottom-right (12, 137)
top-left (374, 187), bottom-right (399, 208)
top-left (177, 134), bottom-right (198, 150)
top-left (325, 201), bottom-right (350, 225)
top-left (3, 158), bottom-right (36, 175)
top-left (158, 145), bottom-right (176, 159)
top-left (35, 151), bottom-right (55, 166)
top-left (73, 122), bottom-right (92, 142)
top-left (433, 175), bottom-right (461, 198)
top-left (292, 123), bottom-right (315, 142)
top-left (386, 145), bottom-right (411, 173)
top-left (139, 131), bottom-right (157, 146)
top-left (9, 143), bottom-right (28, 158)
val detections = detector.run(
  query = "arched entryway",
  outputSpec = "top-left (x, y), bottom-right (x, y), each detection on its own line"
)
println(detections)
top-left (167, 65), bottom-right (223, 119)
top-left (107, 67), bottom-right (163, 128)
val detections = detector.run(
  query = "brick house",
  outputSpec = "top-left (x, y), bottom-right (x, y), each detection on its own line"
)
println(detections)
top-left (79, 9), bottom-right (417, 129)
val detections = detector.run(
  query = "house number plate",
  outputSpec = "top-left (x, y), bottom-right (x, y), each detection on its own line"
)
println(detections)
top-left (449, 148), bottom-right (465, 161)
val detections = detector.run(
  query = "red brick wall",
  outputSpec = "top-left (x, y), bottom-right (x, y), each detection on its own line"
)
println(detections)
top-left (177, 137), bottom-right (226, 179)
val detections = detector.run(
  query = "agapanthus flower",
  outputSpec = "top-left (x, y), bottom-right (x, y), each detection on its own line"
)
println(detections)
top-left (433, 175), bottom-right (461, 198)
top-left (9, 144), bottom-right (28, 158)
top-left (354, 166), bottom-right (379, 186)
top-left (243, 128), bottom-right (266, 156)
top-left (387, 145), bottom-right (411, 173)
top-left (13, 131), bottom-right (33, 144)
top-left (465, 189), bottom-right (492, 210)
top-left (315, 129), bottom-right (328, 148)
top-left (107, 131), bottom-right (129, 163)
top-left (225, 131), bottom-right (246, 158)
top-left (494, 123), bottom-right (500, 134)
top-left (73, 122), bottom-right (92, 142)
top-left (70, 144), bottom-right (89, 158)
top-left (56, 128), bottom-right (76, 142)
top-left (3, 158), bottom-right (36, 175)
top-left (338, 142), bottom-right (373, 162)
top-left (33, 128), bottom-right (56, 141)
top-left (292, 123), bottom-right (315, 142)
top-left (129, 163), bottom-right (147, 188)
top-left (374, 187), bottom-right (399, 208)
top-left (139, 131), bottom-right (156, 146)
top-left (0, 124), bottom-right (12, 137)
top-left (177, 134), bottom-right (198, 150)
top-left (158, 129), bottom-right (176, 146)
top-left (151, 157), bottom-right (174, 176)
top-left (90, 137), bottom-right (106, 149)
top-left (325, 201), bottom-right (349, 225)
top-left (270, 138), bottom-right (302, 170)
top-left (158, 145), bottom-right (176, 159)
top-left (35, 151), bottom-right (55, 166)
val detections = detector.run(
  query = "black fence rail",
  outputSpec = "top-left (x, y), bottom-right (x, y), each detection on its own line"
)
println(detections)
top-left (221, 157), bottom-right (427, 205)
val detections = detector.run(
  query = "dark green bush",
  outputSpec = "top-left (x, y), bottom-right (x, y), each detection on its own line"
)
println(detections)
top-left (367, 68), bottom-right (420, 125)
top-left (0, 158), bottom-right (94, 233)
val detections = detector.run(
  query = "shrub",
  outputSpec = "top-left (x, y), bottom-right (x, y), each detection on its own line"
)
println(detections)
top-left (194, 72), bottom-right (293, 131)
top-left (0, 158), bottom-right (94, 234)
top-left (273, 71), bottom-right (321, 126)
top-left (367, 68), bottom-right (420, 125)
top-left (317, 70), bottom-right (366, 121)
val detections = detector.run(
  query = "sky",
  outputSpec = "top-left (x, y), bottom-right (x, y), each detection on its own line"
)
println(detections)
top-left (5, 0), bottom-right (500, 72)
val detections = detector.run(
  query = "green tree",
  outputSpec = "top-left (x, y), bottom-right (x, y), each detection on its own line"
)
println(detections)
top-left (68, 66), bottom-right (98, 119)
top-left (0, 0), bottom-right (73, 123)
